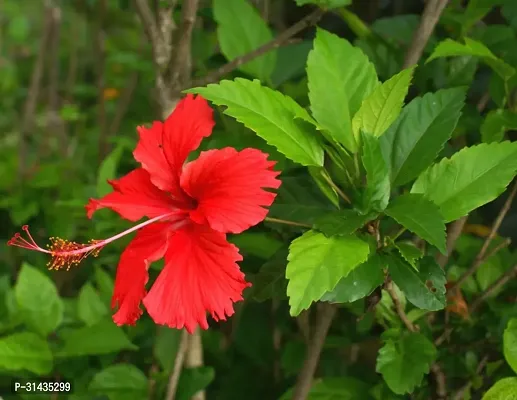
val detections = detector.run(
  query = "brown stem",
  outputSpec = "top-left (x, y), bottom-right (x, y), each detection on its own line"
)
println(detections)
top-left (451, 356), bottom-right (488, 400)
top-left (451, 238), bottom-right (511, 291)
top-left (437, 216), bottom-right (467, 268)
top-left (451, 181), bottom-right (517, 290)
top-left (95, 0), bottom-right (108, 160)
top-left (186, 329), bottom-right (205, 400)
top-left (184, 8), bottom-right (325, 91)
top-left (296, 309), bottom-right (311, 345)
top-left (170, 0), bottom-right (199, 88)
top-left (165, 330), bottom-right (189, 400)
top-left (45, 2), bottom-right (66, 157)
top-left (470, 263), bottom-right (517, 312)
top-left (403, 0), bottom-right (450, 69)
top-left (18, 3), bottom-right (55, 178)
top-left (431, 363), bottom-right (447, 399)
top-left (386, 281), bottom-right (418, 332)
top-left (265, 217), bottom-right (311, 228)
top-left (291, 303), bottom-right (337, 400)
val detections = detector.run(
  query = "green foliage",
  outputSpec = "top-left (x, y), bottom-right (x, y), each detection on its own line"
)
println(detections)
top-left (385, 193), bottom-right (446, 254)
top-left (504, 318), bottom-right (517, 374)
top-left (295, 0), bottom-right (352, 8)
top-left (286, 230), bottom-right (370, 315)
top-left (321, 253), bottom-right (385, 303)
top-left (483, 377), bottom-right (517, 399)
top-left (0, 332), bottom-right (53, 375)
top-left (187, 78), bottom-right (324, 166)
top-left (376, 332), bottom-right (437, 394)
top-left (427, 37), bottom-right (515, 80)
top-left (4, 1), bottom-right (517, 398)
top-left (380, 88), bottom-right (466, 187)
top-left (213, 0), bottom-right (275, 82)
top-left (361, 131), bottom-right (391, 211)
top-left (353, 67), bottom-right (415, 139)
top-left (89, 364), bottom-right (148, 400)
top-left (14, 263), bottom-right (64, 336)
top-left (388, 256), bottom-right (446, 311)
top-left (57, 320), bottom-right (137, 357)
top-left (307, 28), bottom-right (379, 152)
top-left (412, 142), bottom-right (517, 222)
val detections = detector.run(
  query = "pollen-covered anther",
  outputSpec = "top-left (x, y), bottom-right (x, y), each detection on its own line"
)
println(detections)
top-left (47, 237), bottom-right (104, 271)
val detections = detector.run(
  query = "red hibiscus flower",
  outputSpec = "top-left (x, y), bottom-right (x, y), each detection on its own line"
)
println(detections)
top-left (8, 94), bottom-right (281, 333)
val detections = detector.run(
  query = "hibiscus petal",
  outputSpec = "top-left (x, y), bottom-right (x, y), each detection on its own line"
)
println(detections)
top-left (133, 94), bottom-right (215, 195)
top-left (112, 222), bottom-right (170, 325)
top-left (143, 223), bottom-right (250, 333)
top-left (180, 147), bottom-right (281, 234)
top-left (86, 168), bottom-right (174, 222)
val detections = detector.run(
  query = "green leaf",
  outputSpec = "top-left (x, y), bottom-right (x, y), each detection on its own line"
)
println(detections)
top-left (307, 28), bottom-right (379, 152)
top-left (380, 88), bottom-right (466, 186)
top-left (15, 262), bottom-right (64, 336)
top-left (229, 232), bottom-right (283, 259)
top-left (97, 145), bottom-right (124, 197)
top-left (361, 131), bottom-right (390, 211)
top-left (504, 318), bottom-right (517, 374)
top-left (154, 327), bottom-right (182, 373)
top-left (77, 283), bottom-right (108, 326)
top-left (314, 209), bottom-right (375, 237)
top-left (89, 364), bottom-right (148, 400)
top-left (482, 377), bottom-right (517, 400)
top-left (353, 67), bottom-right (415, 139)
top-left (57, 319), bottom-right (137, 357)
top-left (481, 109), bottom-right (517, 143)
top-left (213, 0), bottom-right (275, 82)
top-left (187, 79), bottom-right (324, 166)
top-left (177, 367), bottom-right (216, 400)
top-left (268, 176), bottom-right (336, 225)
top-left (94, 266), bottom-right (115, 306)
top-left (279, 377), bottom-right (370, 400)
top-left (385, 193), bottom-right (446, 254)
top-left (321, 253), bottom-right (385, 303)
top-left (250, 249), bottom-right (288, 302)
top-left (0, 332), bottom-right (53, 375)
top-left (388, 256), bottom-right (446, 311)
top-left (394, 241), bottom-right (423, 270)
top-left (427, 38), bottom-right (515, 80)
top-left (286, 230), bottom-right (370, 315)
top-left (411, 142), bottom-right (517, 222)
top-left (376, 332), bottom-right (437, 394)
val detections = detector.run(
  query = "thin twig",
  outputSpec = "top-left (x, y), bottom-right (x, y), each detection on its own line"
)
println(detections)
top-left (320, 170), bottom-right (352, 204)
top-left (451, 238), bottom-right (511, 291)
top-left (386, 281), bottom-right (418, 332)
top-left (451, 181), bottom-right (517, 290)
top-left (431, 363), bottom-right (447, 399)
top-left (403, 0), bottom-right (450, 68)
top-left (95, 0), bottom-right (108, 160)
top-left (470, 263), bottom-right (517, 312)
top-left (291, 303), bottom-right (337, 400)
top-left (265, 217), bottom-right (311, 228)
top-left (165, 330), bottom-right (189, 400)
top-left (18, 3), bottom-right (55, 178)
top-left (45, 2), bottom-right (66, 157)
top-left (451, 355), bottom-right (489, 400)
top-left (437, 216), bottom-right (467, 268)
top-left (184, 8), bottom-right (325, 90)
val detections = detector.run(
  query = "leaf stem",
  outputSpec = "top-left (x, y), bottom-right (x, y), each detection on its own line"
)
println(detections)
top-left (319, 170), bottom-right (352, 204)
top-left (264, 217), bottom-right (311, 228)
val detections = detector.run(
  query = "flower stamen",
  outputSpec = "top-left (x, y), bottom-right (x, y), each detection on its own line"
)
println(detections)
top-left (7, 213), bottom-right (178, 271)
